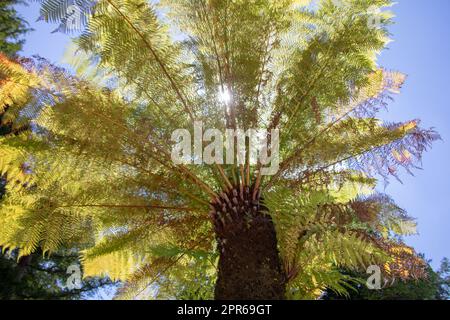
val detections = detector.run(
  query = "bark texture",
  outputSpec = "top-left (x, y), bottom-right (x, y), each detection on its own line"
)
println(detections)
top-left (211, 185), bottom-right (286, 300)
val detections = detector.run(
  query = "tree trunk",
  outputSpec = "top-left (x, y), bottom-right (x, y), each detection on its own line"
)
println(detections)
top-left (211, 185), bottom-right (286, 300)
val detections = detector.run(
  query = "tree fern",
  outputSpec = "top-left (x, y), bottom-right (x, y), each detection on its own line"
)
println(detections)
top-left (0, 0), bottom-right (440, 299)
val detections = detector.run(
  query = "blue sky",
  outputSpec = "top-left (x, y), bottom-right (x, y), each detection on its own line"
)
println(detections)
top-left (375, 0), bottom-right (450, 269)
top-left (14, 1), bottom-right (450, 269)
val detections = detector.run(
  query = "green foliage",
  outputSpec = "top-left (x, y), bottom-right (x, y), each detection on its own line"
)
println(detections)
top-left (323, 257), bottom-right (450, 300)
top-left (0, 248), bottom-right (115, 300)
top-left (0, 1), bottom-right (32, 57)
top-left (0, 0), bottom-right (440, 299)
top-left (0, 6), bottom-right (117, 299)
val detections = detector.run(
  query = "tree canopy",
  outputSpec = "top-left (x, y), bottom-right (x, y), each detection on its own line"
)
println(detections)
top-left (0, 0), bottom-right (440, 299)
top-left (0, 0), bottom-right (117, 300)
top-left (0, 0), bottom-right (31, 57)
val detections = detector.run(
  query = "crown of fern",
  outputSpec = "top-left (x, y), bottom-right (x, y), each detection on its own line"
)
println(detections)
top-left (0, 0), bottom-right (440, 299)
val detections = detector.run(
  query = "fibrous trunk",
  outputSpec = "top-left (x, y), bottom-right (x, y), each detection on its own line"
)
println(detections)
top-left (210, 185), bottom-right (286, 300)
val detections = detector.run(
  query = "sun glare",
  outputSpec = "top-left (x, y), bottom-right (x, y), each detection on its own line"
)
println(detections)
top-left (218, 86), bottom-right (232, 105)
